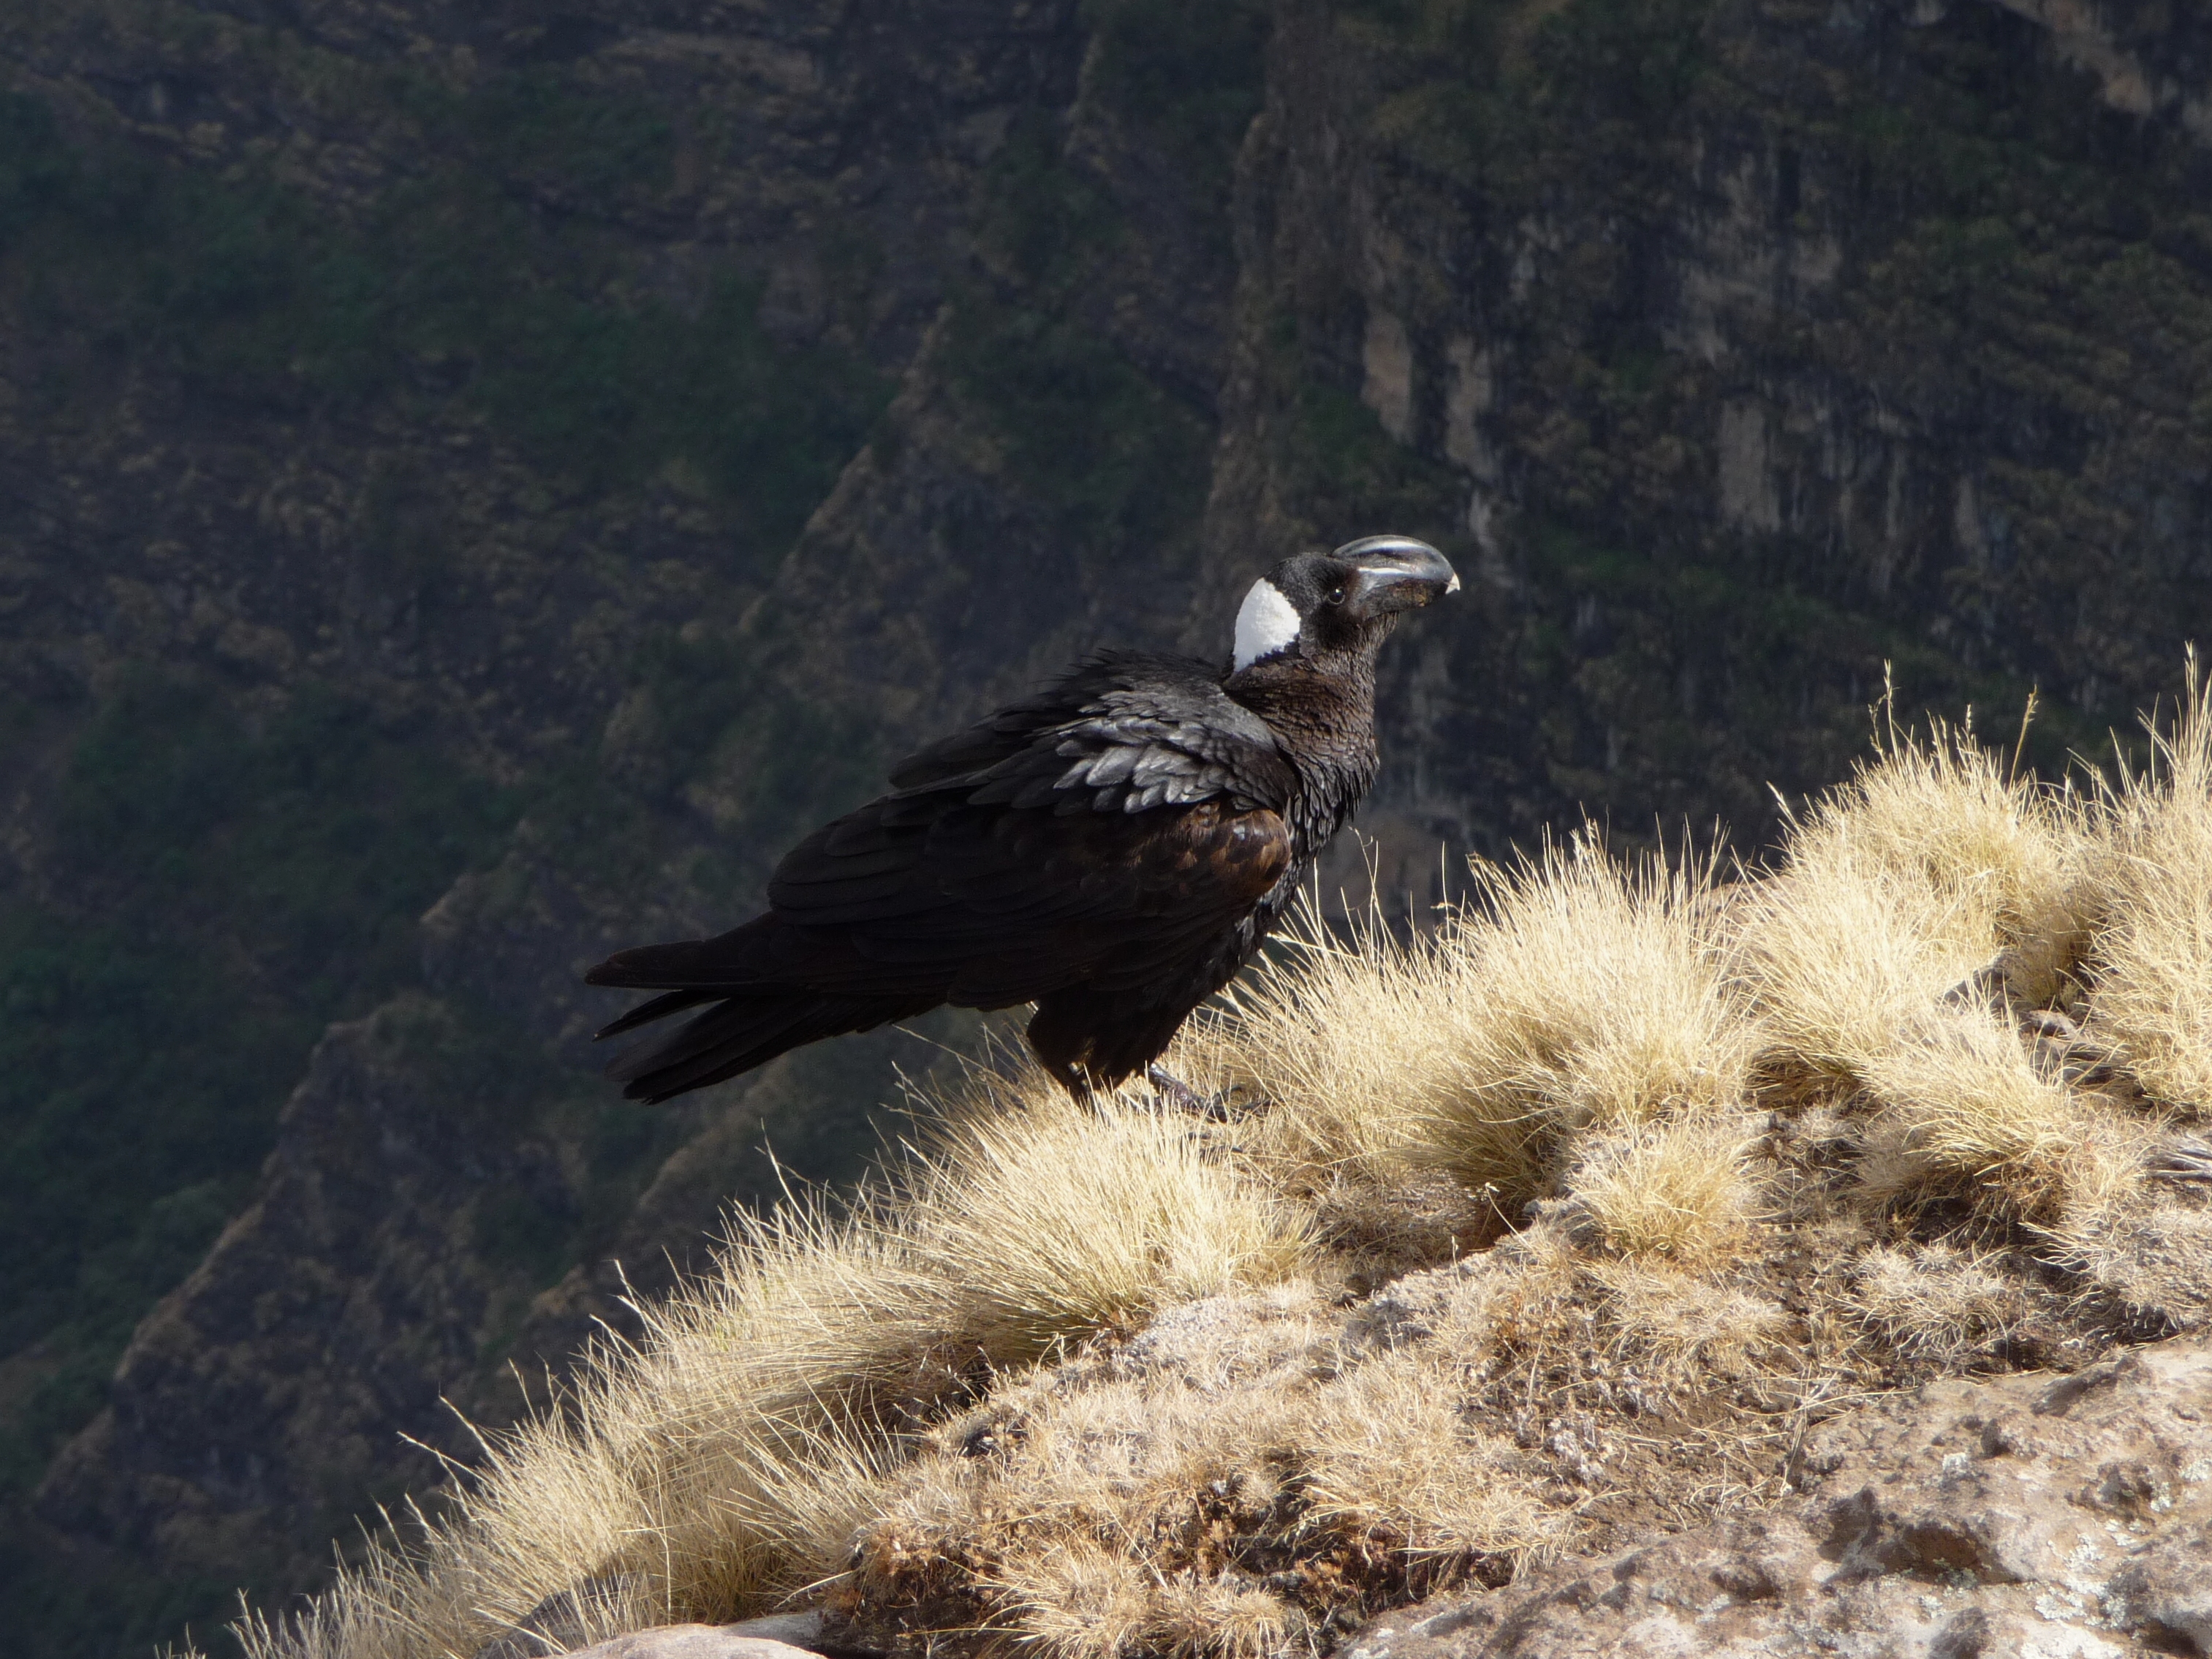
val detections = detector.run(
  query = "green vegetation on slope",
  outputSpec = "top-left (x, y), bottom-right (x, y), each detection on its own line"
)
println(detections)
top-left (924, 0), bottom-right (1268, 587)
top-left (0, 84), bottom-right (886, 537)
top-left (0, 52), bottom-right (898, 1655)
top-left (0, 679), bottom-right (520, 1493)
top-left (1085, 0), bottom-right (1270, 201)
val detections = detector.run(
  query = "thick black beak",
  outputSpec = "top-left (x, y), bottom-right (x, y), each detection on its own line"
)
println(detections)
top-left (1336, 534), bottom-right (1460, 614)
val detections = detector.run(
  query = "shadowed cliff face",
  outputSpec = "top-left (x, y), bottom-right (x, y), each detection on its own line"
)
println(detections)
top-left (1194, 0), bottom-right (2212, 890)
top-left (2, 0), bottom-right (2211, 1652)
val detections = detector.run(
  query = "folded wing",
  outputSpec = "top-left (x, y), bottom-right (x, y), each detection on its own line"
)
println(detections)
top-left (586, 653), bottom-right (1296, 1100)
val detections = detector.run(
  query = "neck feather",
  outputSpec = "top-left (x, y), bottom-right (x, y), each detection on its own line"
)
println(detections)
top-left (1223, 643), bottom-right (1382, 833)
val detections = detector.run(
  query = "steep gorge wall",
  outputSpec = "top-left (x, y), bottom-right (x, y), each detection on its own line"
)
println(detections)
top-left (2, 1), bottom-right (2210, 1653)
top-left (1198, 0), bottom-right (2212, 872)
top-left (0, 0), bottom-right (1113, 1645)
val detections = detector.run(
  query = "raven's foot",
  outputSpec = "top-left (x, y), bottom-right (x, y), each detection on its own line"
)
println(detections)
top-left (1146, 1064), bottom-right (1232, 1119)
top-left (2150, 1134), bottom-right (2212, 1184)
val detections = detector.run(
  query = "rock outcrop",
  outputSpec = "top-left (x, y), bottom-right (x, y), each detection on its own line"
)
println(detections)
top-left (1344, 1337), bottom-right (2212, 1658)
top-left (529, 1632), bottom-right (825, 1659)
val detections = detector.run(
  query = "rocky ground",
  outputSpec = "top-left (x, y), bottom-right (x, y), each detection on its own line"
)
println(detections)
top-left (1351, 1338), bottom-right (2212, 1659)
top-left (492, 1329), bottom-right (2212, 1659)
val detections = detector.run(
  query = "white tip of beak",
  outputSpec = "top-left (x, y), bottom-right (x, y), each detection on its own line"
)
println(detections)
top-left (1445, 572), bottom-right (1461, 594)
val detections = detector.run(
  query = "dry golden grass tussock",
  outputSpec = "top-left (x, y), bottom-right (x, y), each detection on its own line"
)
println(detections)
top-left (1738, 710), bottom-right (2090, 1084)
top-left (988, 1547), bottom-right (1295, 1659)
top-left (243, 1202), bottom-right (939, 1659)
top-left (847, 1318), bottom-right (1324, 1659)
top-left (1443, 838), bottom-right (1757, 1141)
top-left (1194, 893), bottom-right (1488, 1190)
top-left (845, 1277), bottom-right (1558, 1659)
top-left (1583, 1258), bottom-right (1790, 1386)
top-left (1733, 694), bottom-right (2185, 1225)
top-left (1203, 835), bottom-right (1756, 1220)
top-left (1846, 1242), bottom-right (2027, 1367)
top-left (1795, 698), bottom-right (2094, 995)
top-left (1145, 1576), bottom-right (1298, 1659)
top-left (1854, 1005), bottom-right (2086, 1217)
top-left (907, 1085), bottom-right (1313, 1363)
top-left (640, 1198), bottom-right (956, 1416)
top-left (2039, 1189), bottom-right (2212, 1328)
top-left (2091, 653), bottom-right (2212, 1114)
top-left (1565, 1111), bottom-right (1761, 1261)
top-left (1734, 842), bottom-right (1986, 1083)
top-left (1300, 1350), bottom-right (1557, 1562)
top-left (245, 1078), bottom-right (1323, 1659)
top-left (990, 1541), bottom-right (1155, 1659)
top-left (1470, 1225), bottom-right (1786, 1396)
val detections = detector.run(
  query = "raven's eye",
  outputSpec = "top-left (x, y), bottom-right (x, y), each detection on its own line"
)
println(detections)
top-left (1325, 584), bottom-right (1346, 606)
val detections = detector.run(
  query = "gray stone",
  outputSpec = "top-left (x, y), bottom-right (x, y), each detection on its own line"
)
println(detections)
top-left (2110, 1526), bottom-right (2212, 1655)
top-left (721, 1612), bottom-right (830, 1649)
top-left (1338, 1335), bottom-right (2212, 1658)
top-left (477, 1601), bottom-right (842, 1659)
top-left (559, 1630), bottom-right (825, 1659)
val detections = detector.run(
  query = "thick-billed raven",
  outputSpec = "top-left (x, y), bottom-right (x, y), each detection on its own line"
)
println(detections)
top-left (587, 535), bottom-right (1458, 1100)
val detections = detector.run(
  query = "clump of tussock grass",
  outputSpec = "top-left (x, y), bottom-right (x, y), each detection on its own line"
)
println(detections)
top-left (1800, 691), bottom-right (2095, 999)
top-left (1583, 1256), bottom-right (1792, 1388)
top-left (1565, 1111), bottom-right (1762, 1261)
top-left (1177, 895), bottom-right (1491, 1201)
top-left (841, 1279), bottom-right (1564, 1659)
top-left (1145, 1575), bottom-right (1297, 1659)
top-left (1845, 1242), bottom-right (2029, 1367)
top-left (1441, 839), bottom-right (1757, 1142)
top-left (1299, 1350), bottom-right (1547, 1559)
top-left (2038, 1184), bottom-right (2212, 1330)
top-left (907, 1079), bottom-right (1311, 1361)
top-left (1733, 838), bottom-right (1985, 1084)
top-left (988, 1540), bottom-right (1154, 1659)
top-left (243, 1201), bottom-right (939, 1659)
top-left (1191, 834), bottom-right (1760, 1254)
top-left (1738, 698), bottom-right (2092, 1081)
top-left (1852, 1005), bottom-right (2088, 1218)
top-left (1732, 701), bottom-right (2126, 1219)
top-left (2088, 652), bottom-right (2212, 1114)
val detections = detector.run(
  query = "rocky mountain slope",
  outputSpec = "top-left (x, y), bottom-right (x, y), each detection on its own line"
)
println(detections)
top-left (2, 0), bottom-right (2210, 1652)
top-left (308, 1328), bottom-right (2212, 1659)
top-left (360, 1326), bottom-right (2212, 1659)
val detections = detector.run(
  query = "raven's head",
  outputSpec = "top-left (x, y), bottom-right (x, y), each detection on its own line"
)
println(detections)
top-left (1231, 534), bottom-right (1458, 672)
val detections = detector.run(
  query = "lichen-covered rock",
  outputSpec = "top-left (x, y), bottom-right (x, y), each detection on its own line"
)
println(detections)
top-left (1341, 1337), bottom-right (2212, 1658)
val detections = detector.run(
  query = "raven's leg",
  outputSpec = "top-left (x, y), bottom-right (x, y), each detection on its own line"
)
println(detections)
top-left (1145, 1064), bottom-right (1234, 1120)
top-left (1144, 1063), bottom-right (1205, 1111)
top-left (1025, 998), bottom-right (1099, 1103)
top-left (1031, 990), bottom-right (1218, 1111)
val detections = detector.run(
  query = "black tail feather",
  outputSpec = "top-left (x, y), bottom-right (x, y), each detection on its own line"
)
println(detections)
top-left (585, 940), bottom-right (730, 989)
top-left (599, 987), bottom-right (932, 1104)
top-left (594, 986), bottom-right (716, 1040)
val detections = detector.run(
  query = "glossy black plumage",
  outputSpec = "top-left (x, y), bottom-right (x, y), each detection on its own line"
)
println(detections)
top-left (587, 536), bottom-right (1457, 1100)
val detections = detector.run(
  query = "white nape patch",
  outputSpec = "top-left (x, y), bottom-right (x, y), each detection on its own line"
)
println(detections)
top-left (1232, 578), bottom-right (1302, 670)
